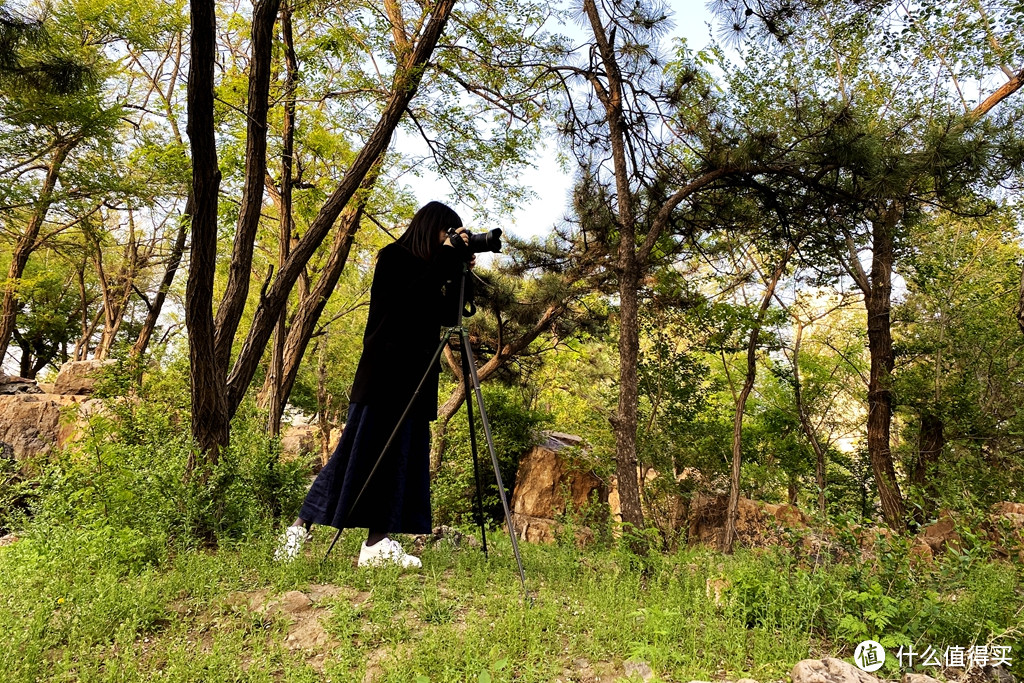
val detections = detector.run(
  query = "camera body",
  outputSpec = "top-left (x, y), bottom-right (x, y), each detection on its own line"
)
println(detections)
top-left (447, 226), bottom-right (503, 256)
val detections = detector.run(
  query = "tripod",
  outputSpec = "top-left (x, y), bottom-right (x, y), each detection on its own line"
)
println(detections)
top-left (321, 260), bottom-right (529, 600)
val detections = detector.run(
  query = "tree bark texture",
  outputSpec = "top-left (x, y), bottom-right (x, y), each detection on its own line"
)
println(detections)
top-left (266, 1), bottom-right (297, 438)
top-left (582, 0), bottom-right (645, 538)
top-left (185, 0), bottom-right (229, 467)
top-left (863, 208), bottom-right (906, 529)
top-left (212, 0), bottom-right (282, 374)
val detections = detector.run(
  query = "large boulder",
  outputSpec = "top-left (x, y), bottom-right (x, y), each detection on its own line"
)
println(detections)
top-left (0, 394), bottom-right (95, 463)
top-left (509, 432), bottom-right (606, 544)
top-left (281, 424), bottom-right (318, 460)
top-left (52, 360), bottom-right (117, 395)
top-left (791, 658), bottom-right (879, 683)
top-left (511, 432), bottom-right (604, 517)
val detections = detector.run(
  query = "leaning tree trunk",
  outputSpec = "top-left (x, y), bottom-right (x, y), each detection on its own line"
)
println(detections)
top-left (131, 195), bottom-right (192, 362)
top-left (219, 0), bottom-right (457, 420)
top-left (863, 209), bottom-right (906, 530)
top-left (262, 199), bottom-right (363, 421)
top-left (792, 320), bottom-right (828, 515)
top-left (0, 141), bottom-right (73, 363)
top-left (723, 249), bottom-right (790, 554)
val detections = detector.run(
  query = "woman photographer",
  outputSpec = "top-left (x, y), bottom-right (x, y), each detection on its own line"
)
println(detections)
top-left (275, 201), bottom-right (474, 567)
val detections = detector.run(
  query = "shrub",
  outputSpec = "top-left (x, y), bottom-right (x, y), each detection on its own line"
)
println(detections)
top-left (31, 391), bottom-right (308, 545)
top-left (432, 383), bottom-right (550, 526)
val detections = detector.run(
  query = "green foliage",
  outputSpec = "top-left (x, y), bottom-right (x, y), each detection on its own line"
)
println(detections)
top-left (433, 383), bottom-right (550, 526)
top-left (32, 387), bottom-right (308, 545)
top-left (0, 449), bottom-right (37, 535)
top-left (895, 211), bottom-right (1024, 512)
top-left (2, 495), bottom-right (1023, 681)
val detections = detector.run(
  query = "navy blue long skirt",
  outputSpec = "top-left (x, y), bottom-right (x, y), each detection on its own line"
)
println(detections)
top-left (298, 402), bottom-right (432, 534)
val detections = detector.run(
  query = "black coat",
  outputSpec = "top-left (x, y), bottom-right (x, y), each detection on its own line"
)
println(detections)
top-left (349, 241), bottom-right (471, 421)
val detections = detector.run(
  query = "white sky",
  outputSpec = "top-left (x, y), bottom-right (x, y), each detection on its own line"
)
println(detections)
top-left (398, 1), bottom-right (719, 247)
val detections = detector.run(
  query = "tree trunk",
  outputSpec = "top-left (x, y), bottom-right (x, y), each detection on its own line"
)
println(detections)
top-left (266, 1), bottom-right (297, 438)
top-left (863, 208), bottom-right (906, 529)
top-left (791, 321), bottom-right (828, 515)
top-left (723, 249), bottom-right (790, 554)
top-left (130, 194), bottom-right (192, 361)
top-left (581, 0), bottom-right (644, 540)
top-left (211, 0), bottom-right (281, 374)
top-left (185, 0), bottom-right (229, 469)
top-left (911, 411), bottom-right (944, 524)
top-left (0, 141), bottom-right (73, 363)
top-left (221, 0), bottom-right (456, 418)
top-left (614, 263), bottom-right (645, 539)
top-left (260, 164), bottom-right (379, 424)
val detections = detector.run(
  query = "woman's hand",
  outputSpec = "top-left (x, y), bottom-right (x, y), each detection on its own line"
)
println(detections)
top-left (442, 226), bottom-right (469, 248)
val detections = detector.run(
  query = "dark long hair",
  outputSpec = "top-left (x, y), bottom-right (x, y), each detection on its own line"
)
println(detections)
top-left (397, 201), bottom-right (463, 261)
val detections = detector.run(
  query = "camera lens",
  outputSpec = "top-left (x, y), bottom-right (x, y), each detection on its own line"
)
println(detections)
top-left (467, 228), bottom-right (502, 254)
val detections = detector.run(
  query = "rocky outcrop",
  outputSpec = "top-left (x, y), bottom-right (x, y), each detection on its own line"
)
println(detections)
top-left (688, 494), bottom-right (809, 548)
top-left (280, 423), bottom-right (342, 473)
top-left (509, 432), bottom-right (606, 544)
top-left (0, 374), bottom-right (42, 395)
top-left (0, 394), bottom-right (99, 462)
top-left (52, 359), bottom-right (116, 395)
top-left (986, 502), bottom-right (1024, 561)
top-left (791, 658), bottom-right (880, 683)
top-left (918, 509), bottom-right (961, 553)
top-left (281, 424), bottom-right (318, 459)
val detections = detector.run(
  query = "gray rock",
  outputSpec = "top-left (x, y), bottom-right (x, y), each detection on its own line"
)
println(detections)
top-left (0, 374), bottom-right (41, 395)
top-left (792, 658), bottom-right (881, 683)
top-left (53, 360), bottom-right (116, 395)
top-left (984, 666), bottom-right (1016, 683)
top-left (624, 660), bottom-right (655, 681)
top-left (903, 674), bottom-right (941, 683)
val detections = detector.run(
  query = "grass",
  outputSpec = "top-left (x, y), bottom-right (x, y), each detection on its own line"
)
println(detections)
top-left (1, 523), bottom-right (1022, 683)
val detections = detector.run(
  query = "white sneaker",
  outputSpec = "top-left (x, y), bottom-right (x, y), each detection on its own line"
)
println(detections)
top-left (357, 537), bottom-right (422, 569)
top-left (274, 525), bottom-right (310, 561)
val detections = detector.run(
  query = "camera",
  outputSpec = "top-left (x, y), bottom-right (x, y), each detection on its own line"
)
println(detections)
top-left (447, 226), bottom-right (503, 256)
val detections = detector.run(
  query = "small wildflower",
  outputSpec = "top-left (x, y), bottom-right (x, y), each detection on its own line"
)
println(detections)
top-left (57, 598), bottom-right (65, 604)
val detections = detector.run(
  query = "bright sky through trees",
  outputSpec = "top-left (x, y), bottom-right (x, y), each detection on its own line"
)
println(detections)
top-left (400, 0), bottom-right (716, 243)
